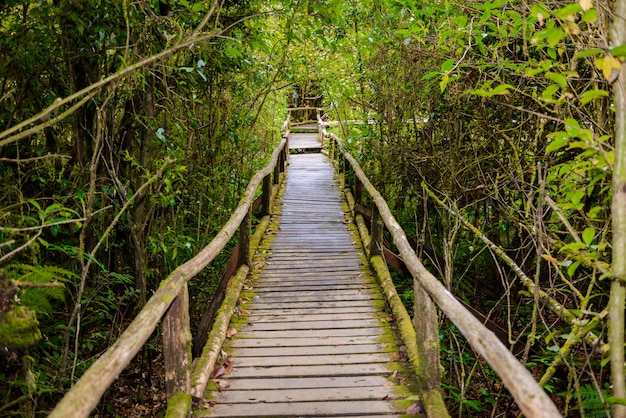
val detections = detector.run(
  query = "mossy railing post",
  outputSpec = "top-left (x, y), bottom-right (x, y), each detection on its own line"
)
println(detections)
top-left (369, 205), bottom-right (383, 257)
top-left (273, 158), bottom-right (280, 185)
top-left (238, 207), bottom-right (252, 268)
top-left (162, 285), bottom-right (192, 397)
top-left (261, 174), bottom-right (271, 216)
top-left (413, 280), bottom-right (440, 389)
top-left (354, 178), bottom-right (363, 208)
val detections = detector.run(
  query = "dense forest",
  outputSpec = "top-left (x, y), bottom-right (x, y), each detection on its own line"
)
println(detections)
top-left (1, 0), bottom-right (625, 417)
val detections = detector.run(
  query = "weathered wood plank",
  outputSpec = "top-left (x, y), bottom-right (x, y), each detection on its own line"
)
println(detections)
top-left (247, 312), bottom-right (378, 322)
top-left (198, 400), bottom-right (404, 417)
top-left (250, 294), bottom-right (381, 304)
top-left (241, 319), bottom-right (381, 331)
top-left (213, 376), bottom-right (393, 390)
top-left (246, 306), bottom-right (376, 316)
top-left (252, 281), bottom-right (370, 290)
top-left (234, 327), bottom-right (382, 339)
top-left (232, 343), bottom-right (390, 357)
top-left (233, 353), bottom-right (391, 367)
top-left (226, 363), bottom-right (393, 379)
top-left (247, 300), bottom-right (377, 310)
top-left (211, 386), bottom-right (402, 404)
top-left (230, 335), bottom-right (382, 348)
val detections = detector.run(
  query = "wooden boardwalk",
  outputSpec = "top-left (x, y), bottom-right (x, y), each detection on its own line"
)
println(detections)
top-left (288, 124), bottom-right (323, 152)
top-left (199, 133), bottom-right (419, 416)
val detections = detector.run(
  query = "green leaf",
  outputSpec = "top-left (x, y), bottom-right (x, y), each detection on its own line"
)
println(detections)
top-left (531, 4), bottom-right (550, 21)
top-left (611, 45), bottom-right (626, 58)
top-left (541, 84), bottom-right (560, 102)
top-left (567, 260), bottom-right (582, 277)
top-left (180, 0), bottom-right (190, 9)
top-left (546, 136), bottom-right (569, 153)
top-left (492, 84), bottom-right (514, 95)
top-left (224, 47), bottom-right (243, 59)
top-left (582, 227), bottom-right (595, 245)
top-left (559, 334), bottom-right (581, 343)
top-left (192, 3), bottom-right (205, 12)
top-left (421, 71), bottom-right (440, 81)
top-left (573, 48), bottom-right (603, 60)
top-left (582, 8), bottom-right (597, 23)
top-left (441, 59), bottom-right (455, 72)
top-left (440, 73), bottom-right (450, 92)
top-left (580, 89), bottom-right (609, 105)
top-left (545, 72), bottom-right (568, 88)
top-left (553, 3), bottom-right (582, 20)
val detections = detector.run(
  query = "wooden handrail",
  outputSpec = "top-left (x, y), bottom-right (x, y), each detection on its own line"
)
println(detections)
top-left (49, 135), bottom-right (288, 418)
top-left (324, 128), bottom-right (561, 418)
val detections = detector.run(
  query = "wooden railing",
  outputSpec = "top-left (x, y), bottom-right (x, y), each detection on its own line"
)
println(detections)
top-left (49, 124), bottom-right (289, 418)
top-left (320, 119), bottom-right (562, 418)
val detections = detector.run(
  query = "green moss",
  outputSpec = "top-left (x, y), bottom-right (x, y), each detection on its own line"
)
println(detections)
top-left (0, 306), bottom-right (41, 350)
top-left (164, 391), bottom-right (191, 418)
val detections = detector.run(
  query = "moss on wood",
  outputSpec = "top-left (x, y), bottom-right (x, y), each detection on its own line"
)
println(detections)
top-left (164, 391), bottom-right (191, 418)
top-left (0, 306), bottom-right (41, 350)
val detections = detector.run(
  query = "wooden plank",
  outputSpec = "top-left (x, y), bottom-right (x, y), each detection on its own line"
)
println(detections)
top-left (252, 280), bottom-right (370, 289)
top-left (234, 328), bottom-right (382, 339)
top-left (241, 319), bottom-right (381, 331)
top-left (200, 400), bottom-right (404, 417)
top-left (246, 306), bottom-right (376, 316)
top-left (226, 363), bottom-right (393, 379)
top-left (250, 293), bottom-right (381, 304)
top-left (211, 386), bottom-right (402, 403)
top-left (247, 312), bottom-right (377, 322)
top-left (233, 352), bottom-right (391, 367)
top-left (232, 343), bottom-right (390, 357)
top-left (247, 300), bottom-right (377, 310)
top-left (212, 376), bottom-right (393, 390)
top-left (231, 335), bottom-right (382, 348)
top-left (256, 272), bottom-right (366, 280)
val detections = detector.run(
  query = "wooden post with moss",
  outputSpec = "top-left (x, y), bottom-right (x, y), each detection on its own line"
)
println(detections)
top-left (369, 205), bottom-right (383, 257)
top-left (162, 285), bottom-right (192, 397)
top-left (262, 174), bottom-right (271, 216)
top-left (238, 207), bottom-right (252, 268)
top-left (413, 279), bottom-right (440, 389)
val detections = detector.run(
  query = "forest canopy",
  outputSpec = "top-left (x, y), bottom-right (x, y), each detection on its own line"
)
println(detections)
top-left (0, 0), bottom-right (625, 417)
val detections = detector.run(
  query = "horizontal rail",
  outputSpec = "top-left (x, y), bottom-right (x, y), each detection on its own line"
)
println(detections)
top-left (325, 130), bottom-right (561, 418)
top-left (49, 135), bottom-right (288, 418)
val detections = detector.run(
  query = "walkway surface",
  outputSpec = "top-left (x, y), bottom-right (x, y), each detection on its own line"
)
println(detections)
top-left (288, 123), bottom-right (323, 152)
top-left (199, 132), bottom-right (419, 416)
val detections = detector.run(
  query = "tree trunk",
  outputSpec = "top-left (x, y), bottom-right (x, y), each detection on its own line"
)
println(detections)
top-left (610, 1), bottom-right (626, 415)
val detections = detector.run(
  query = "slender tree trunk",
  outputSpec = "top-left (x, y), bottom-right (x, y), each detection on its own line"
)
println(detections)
top-left (610, 2), bottom-right (626, 416)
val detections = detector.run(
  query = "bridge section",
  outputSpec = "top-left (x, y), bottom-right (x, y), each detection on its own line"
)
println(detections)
top-left (198, 133), bottom-right (420, 416)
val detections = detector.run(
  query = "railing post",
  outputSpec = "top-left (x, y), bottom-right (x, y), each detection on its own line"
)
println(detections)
top-left (262, 174), bottom-right (271, 216)
top-left (162, 284), bottom-right (192, 397)
top-left (414, 281), bottom-right (441, 389)
top-left (369, 205), bottom-right (383, 257)
top-left (354, 178), bottom-right (363, 208)
top-left (238, 207), bottom-right (252, 267)
top-left (273, 158), bottom-right (280, 185)
top-left (280, 141), bottom-right (287, 173)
